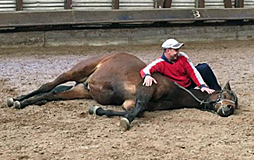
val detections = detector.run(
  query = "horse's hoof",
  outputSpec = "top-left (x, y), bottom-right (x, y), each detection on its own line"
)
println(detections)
top-left (6, 98), bottom-right (14, 107)
top-left (13, 101), bottom-right (22, 109)
top-left (120, 118), bottom-right (130, 131)
top-left (88, 105), bottom-right (100, 115)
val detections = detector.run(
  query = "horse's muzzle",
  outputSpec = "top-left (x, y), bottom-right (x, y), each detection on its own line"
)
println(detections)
top-left (216, 104), bottom-right (235, 117)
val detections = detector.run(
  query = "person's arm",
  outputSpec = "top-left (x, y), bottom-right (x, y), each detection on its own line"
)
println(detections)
top-left (140, 58), bottom-right (163, 86)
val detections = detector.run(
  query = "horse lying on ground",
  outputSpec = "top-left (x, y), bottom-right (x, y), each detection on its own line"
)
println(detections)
top-left (7, 53), bottom-right (238, 130)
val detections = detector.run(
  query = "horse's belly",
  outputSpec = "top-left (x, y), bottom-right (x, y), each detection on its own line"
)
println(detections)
top-left (146, 101), bottom-right (174, 111)
top-left (88, 83), bottom-right (124, 105)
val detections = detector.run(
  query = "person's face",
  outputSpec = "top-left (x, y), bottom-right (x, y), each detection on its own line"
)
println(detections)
top-left (166, 48), bottom-right (179, 61)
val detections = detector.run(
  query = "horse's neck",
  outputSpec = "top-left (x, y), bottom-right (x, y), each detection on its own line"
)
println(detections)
top-left (178, 88), bottom-right (211, 108)
top-left (189, 89), bottom-right (209, 99)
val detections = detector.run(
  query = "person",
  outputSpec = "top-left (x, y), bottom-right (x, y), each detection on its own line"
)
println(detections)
top-left (140, 38), bottom-right (221, 94)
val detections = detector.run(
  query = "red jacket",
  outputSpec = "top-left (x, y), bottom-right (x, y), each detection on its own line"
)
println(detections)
top-left (140, 52), bottom-right (205, 88)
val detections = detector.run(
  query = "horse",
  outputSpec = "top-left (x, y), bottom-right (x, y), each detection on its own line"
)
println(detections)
top-left (7, 53), bottom-right (238, 130)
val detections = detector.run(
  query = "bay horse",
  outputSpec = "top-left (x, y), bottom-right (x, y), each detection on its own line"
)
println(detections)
top-left (7, 53), bottom-right (238, 130)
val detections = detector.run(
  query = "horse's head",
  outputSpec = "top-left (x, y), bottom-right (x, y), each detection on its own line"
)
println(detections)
top-left (206, 81), bottom-right (238, 117)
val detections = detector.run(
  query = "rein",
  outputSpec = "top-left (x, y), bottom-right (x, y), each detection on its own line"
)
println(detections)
top-left (174, 82), bottom-right (237, 109)
top-left (174, 82), bottom-right (214, 105)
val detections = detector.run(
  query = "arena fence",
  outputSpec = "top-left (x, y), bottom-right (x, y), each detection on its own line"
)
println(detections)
top-left (1, 0), bottom-right (251, 11)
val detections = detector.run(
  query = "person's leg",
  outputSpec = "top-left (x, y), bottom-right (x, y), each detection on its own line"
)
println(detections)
top-left (195, 63), bottom-right (221, 90)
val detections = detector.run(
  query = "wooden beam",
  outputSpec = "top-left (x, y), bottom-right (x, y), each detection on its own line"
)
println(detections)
top-left (64, 0), bottom-right (72, 9)
top-left (16, 0), bottom-right (23, 11)
top-left (224, 0), bottom-right (232, 8)
top-left (112, 0), bottom-right (119, 9)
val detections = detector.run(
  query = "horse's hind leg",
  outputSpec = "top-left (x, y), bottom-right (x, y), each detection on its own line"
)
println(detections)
top-left (89, 106), bottom-right (127, 117)
top-left (8, 54), bottom-right (110, 107)
top-left (13, 83), bottom-right (92, 109)
top-left (7, 71), bottom-right (73, 107)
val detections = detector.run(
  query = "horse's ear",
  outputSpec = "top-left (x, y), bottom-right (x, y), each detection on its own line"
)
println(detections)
top-left (223, 81), bottom-right (231, 90)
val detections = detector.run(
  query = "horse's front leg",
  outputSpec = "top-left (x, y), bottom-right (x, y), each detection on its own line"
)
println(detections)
top-left (119, 99), bottom-right (148, 131)
top-left (120, 87), bottom-right (153, 131)
top-left (88, 106), bottom-right (127, 117)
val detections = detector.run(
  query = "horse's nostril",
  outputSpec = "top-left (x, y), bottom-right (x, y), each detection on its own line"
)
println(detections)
top-left (227, 105), bottom-right (233, 109)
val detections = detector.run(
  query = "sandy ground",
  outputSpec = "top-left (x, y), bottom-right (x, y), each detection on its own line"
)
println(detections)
top-left (1, 40), bottom-right (254, 160)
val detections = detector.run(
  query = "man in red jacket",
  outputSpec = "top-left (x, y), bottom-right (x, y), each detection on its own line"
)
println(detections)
top-left (140, 39), bottom-right (221, 94)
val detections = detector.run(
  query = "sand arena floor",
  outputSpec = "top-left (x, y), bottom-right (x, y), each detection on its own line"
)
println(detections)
top-left (1, 40), bottom-right (254, 160)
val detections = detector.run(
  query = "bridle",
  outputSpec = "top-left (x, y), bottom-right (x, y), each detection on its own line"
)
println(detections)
top-left (208, 90), bottom-right (237, 111)
top-left (174, 82), bottom-right (237, 110)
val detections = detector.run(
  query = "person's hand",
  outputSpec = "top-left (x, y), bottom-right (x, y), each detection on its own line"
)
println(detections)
top-left (201, 87), bottom-right (215, 94)
top-left (142, 75), bottom-right (157, 86)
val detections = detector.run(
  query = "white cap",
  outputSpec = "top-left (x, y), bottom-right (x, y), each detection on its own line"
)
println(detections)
top-left (161, 39), bottom-right (184, 49)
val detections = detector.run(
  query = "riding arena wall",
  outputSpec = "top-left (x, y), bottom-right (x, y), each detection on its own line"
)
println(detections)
top-left (0, 0), bottom-right (254, 47)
